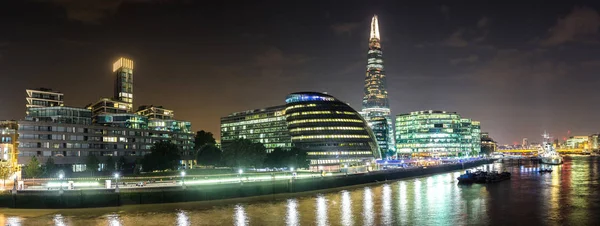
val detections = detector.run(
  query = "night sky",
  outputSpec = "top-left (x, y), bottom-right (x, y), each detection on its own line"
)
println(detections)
top-left (1, 0), bottom-right (600, 144)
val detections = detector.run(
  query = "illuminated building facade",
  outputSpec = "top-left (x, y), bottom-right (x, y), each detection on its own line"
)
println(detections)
top-left (13, 57), bottom-right (196, 171)
top-left (396, 110), bottom-right (481, 157)
top-left (286, 92), bottom-right (380, 170)
top-left (361, 15), bottom-right (395, 154)
top-left (0, 121), bottom-right (19, 174)
top-left (88, 98), bottom-right (131, 120)
top-left (566, 136), bottom-right (588, 149)
top-left (220, 105), bottom-right (291, 153)
top-left (136, 105), bottom-right (174, 120)
top-left (26, 88), bottom-right (64, 116)
top-left (481, 132), bottom-right (498, 154)
top-left (369, 117), bottom-right (389, 158)
top-left (113, 57), bottom-right (134, 112)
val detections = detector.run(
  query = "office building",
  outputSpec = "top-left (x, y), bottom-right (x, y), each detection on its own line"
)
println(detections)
top-left (0, 121), bottom-right (19, 174)
top-left (25, 88), bottom-right (64, 116)
top-left (361, 15), bottom-right (395, 154)
top-left (396, 110), bottom-right (481, 157)
top-left (136, 105), bottom-right (174, 120)
top-left (481, 132), bottom-right (498, 154)
top-left (221, 105), bottom-right (291, 153)
top-left (522, 138), bottom-right (529, 149)
top-left (566, 136), bottom-right (588, 149)
top-left (369, 117), bottom-right (389, 158)
top-left (286, 92), bottom-right (380, 170)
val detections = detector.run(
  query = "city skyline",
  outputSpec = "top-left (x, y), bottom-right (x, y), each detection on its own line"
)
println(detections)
top-left (2, 1), bottom-right (600, 144)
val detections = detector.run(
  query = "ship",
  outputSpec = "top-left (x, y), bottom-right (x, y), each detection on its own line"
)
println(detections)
top-left (538, 132), bottom-right (563, 165)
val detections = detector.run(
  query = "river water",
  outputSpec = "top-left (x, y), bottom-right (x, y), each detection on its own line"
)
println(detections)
top-left (1, 156), bottom-right (599, 226)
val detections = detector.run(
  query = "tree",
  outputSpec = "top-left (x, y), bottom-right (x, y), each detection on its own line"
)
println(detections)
top-left (0, 164), bottom-right (12, 188)
top-left (104, 156), bottom-right (116, 171)
top-left (222, 139), bottom-right (267, 168)
top-left (117, 156), bottom-right (127, 171)
top-left (290, 147), bottom-right (309, 169)
top-left (196, 144), bottom-right (222, 166)
top-left (194, 130), bottom-right (216, 149)
top-left (44, 157), bottom-right (57, 177)
top-left (24, 156), bottom-right (43, 179)
top-left (142, 140), bottom-right (181, 172)
top-left (86, 155), bottom-right (100, 174)
top-left (264, 147), bottom-right (287, 168)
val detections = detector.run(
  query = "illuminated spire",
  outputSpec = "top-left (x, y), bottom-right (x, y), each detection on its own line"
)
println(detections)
top-left (370, 15), bottom-right (380, 40)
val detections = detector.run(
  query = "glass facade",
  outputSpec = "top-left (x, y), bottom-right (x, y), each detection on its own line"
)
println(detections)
top-left (396, 110), bottom-right (481, 157)
top-left (27, 106), bottom-right (92, 125)
top-left (221, 105), bottom-right (291, 153)
top-left (369, 117), bottom-right (389, 157)
top-left (25, 88), bottom-right (64, 116)
top-left (361, 15), bottom-right (395, 154)
top-left (286, 92), bottom-right (380, 171)
top-left (95, 113), bottom-right (148, 129)
top-left (136, 105), bottom-right (174, 120)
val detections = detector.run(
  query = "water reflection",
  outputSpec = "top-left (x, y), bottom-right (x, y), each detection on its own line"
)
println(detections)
top-left (362, 187), bottom-right (374, 226)
top-left (286, 199), bottom-right (299, 226)
top-left (381, 184), bottom-right (392, 225)
top-left (234, 204), bottom-right (247, 226)
top-left (106, 213), bottom-right (122, 226)
top-left (340, 190), bottom-right (353, 226)
top-left (4, 157), bottom-right (599, 226)
top-left (315, 194), bottom-right (328, 226)
top-left (176, 210), bottom-right (189, 226)
top-left (53, 214), bottom-right (66, 226)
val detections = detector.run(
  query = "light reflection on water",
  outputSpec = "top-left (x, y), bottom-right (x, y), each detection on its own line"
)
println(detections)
top-left (285, 199), bottom-right (298, 226)
top-left (315, 194), bottom-right (327, 226)
top-left (340, 190), bottom-right (353, 226)
top-left (2, 156), bottom-right (599, 226)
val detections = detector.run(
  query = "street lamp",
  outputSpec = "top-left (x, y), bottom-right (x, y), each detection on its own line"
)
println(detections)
top-left (238, 169), bottom-right (243, 174)
top-left (114, 173), bottom-right (120, 193)
top-left (290, 167), bottom-right (294, 172)
top-left (181, 171), bottom-right (186, 188)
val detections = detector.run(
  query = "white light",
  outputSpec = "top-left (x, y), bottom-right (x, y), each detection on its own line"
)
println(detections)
top-left (114, 173), bottom-right (119, 179)
top-left (290, 167), bottom-right (294, 172)
top-left (181, 171), bottom-right (186, 177)
top-left (59, 174), bottom-right (64, 179)
top-left (238, 169), bottom-right (243, 174)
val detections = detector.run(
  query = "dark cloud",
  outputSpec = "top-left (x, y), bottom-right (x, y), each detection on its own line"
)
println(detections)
top-left (450, 54), bottom-right (479, 65)
top-left (442, 30), bottom-right (468, 47)
top-left (540, 6), bottom-right (600, 46)
top-left (254, 47), bottom-right (311, 78)
top-left (477, 17), bottom-right (489, 28)
top-left (331, 22), bottom-right (362, 36)
top-left (440, 5), bottom-right (449, 18)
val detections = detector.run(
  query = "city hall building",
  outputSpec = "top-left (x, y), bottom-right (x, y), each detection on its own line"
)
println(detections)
top-left (221, 92), bottom-right (380, 171)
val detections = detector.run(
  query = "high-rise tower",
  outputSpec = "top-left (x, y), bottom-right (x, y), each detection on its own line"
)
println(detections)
top-left (361, 15), bottom-right (395, 156)
top-left (113, 57), bottom-right (134, 111)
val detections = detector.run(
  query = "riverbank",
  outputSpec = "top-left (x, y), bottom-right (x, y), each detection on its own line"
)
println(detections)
top-left (0, 159), bottom-right (493, 209)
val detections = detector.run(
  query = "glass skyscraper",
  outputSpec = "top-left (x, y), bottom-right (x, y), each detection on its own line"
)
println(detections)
top-left (361, 15), bottom-right (395, 155)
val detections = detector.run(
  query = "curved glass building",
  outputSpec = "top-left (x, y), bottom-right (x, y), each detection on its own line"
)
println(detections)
top-left (285, 92), bottom-right (381, 171)
top-left (396, 110), bottom-right (481, 157)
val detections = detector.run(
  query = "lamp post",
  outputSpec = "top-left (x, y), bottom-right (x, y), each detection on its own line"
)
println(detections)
top-left (181, 171), bottom-right (186, 189)
top-left (114, 173), bottom-right (120, 193)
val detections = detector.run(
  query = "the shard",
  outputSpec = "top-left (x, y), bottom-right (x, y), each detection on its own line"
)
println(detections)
top-left (361, 15), bottom-right (395, 157)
